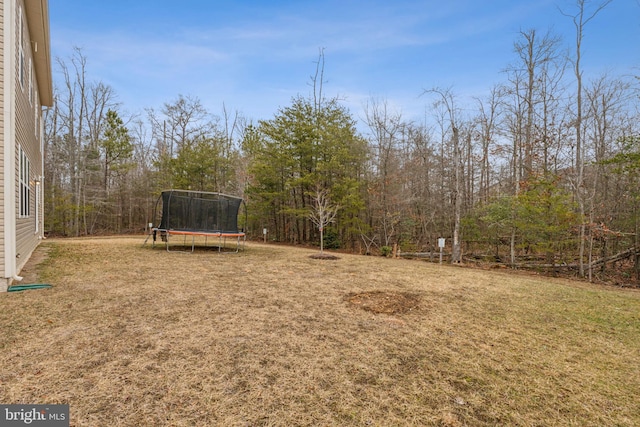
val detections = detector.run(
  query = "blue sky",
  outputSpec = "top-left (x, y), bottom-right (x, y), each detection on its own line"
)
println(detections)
top-left (49, 0), bottom-right (639, 126)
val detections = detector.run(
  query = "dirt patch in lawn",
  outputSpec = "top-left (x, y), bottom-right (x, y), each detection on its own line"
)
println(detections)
top-left (309, 252), bottom-right (340, 260)
top-left (346, 290), bottom-right (421, 314)
top-left (17, 243), bottom-right (52, 283)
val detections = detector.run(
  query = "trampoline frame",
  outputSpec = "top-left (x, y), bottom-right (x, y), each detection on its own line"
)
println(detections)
top-left (152, 229), bottom-right (246, 253)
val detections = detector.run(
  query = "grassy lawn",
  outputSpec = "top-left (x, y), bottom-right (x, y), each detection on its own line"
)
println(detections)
top-left (1, 236), bottom-right (639, 426)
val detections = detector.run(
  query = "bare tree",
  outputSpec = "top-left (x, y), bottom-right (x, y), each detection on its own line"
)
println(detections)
top-left (504, 29), bottom-right (564, 182)
top-left (310, 47), bottom-right (327, 114)
top-left (54, 48), bottom-right (92, 236)
top-left (146, 95), bottom-right (214, 191)
top-left (161, 95), bottom-right (212, 157)
top-left (424, 87), bottom-right (463, 263)
top-left (516, 29), bottom-right (563, 177)
top-left (474, 85), bottom-right (503, 203)
top-left (364, 98), bottom-right (405, 247)
top-left (308, 184), bottom-right (339, 254)
top-left (584, 75), bottom-right (632, 280)
top-left (561, 0), bottom-right (613, 277)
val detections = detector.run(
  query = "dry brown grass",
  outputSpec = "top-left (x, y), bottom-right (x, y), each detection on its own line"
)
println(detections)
top-left (1, 236), bottom-right (639, 426)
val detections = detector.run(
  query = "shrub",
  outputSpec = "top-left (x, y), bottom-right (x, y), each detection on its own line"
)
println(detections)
top-left (380, 246), bottom-right (392, 257)
top-left (323, 229), bottom-right (341, 249)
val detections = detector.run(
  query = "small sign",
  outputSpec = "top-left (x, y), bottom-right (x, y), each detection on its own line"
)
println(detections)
top-left (438, 238), bottom-right (445, 248)
top-left (263, 228), bottom-right (268, 235)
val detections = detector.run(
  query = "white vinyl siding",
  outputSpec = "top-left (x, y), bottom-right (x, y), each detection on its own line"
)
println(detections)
top-left (3, 0), bottom-right (53, 288)
top-left (0, 0), bottom-right (6, 282)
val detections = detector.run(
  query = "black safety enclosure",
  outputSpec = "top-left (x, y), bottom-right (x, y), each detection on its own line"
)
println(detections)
top-left (157, 190), bottom-right (243, 233)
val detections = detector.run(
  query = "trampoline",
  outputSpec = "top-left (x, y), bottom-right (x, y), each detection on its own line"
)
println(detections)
top-left (149, 189), bottom-right (246, 252)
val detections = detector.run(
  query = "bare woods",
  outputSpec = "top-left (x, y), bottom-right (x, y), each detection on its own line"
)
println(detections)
top-left (45, 3), bottom-right (640, 282)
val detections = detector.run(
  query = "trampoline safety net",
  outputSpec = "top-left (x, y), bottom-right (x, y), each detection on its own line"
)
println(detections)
top-left (157, 190), bottom-right (243, 233)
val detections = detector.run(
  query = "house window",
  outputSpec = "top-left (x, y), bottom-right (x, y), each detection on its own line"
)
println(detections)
top-left (19, 147), bottom-right (31, 218)
top-left (18, 6), bottom-right (25, 90)
top-left (35, 178), bottom-right (40, 234)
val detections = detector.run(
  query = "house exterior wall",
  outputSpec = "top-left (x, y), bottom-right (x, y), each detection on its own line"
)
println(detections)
top-left (15, 0), bottom-right (43, 274)
top-left (0, 0), bottom-right (12, 292)
top-left (0, 0), bottom-right (5, 291)
top-left (0, 0), bottom-right (51, 292)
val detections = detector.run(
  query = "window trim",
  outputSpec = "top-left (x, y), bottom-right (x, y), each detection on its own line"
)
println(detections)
top-left (34, 92), bottom-right (39, 137)
top-left (19, 146), bottom-right (31, 218)
top-left (18, 5), bottom-right (25, 90)
top-left (28, 57), bottom-right (33, 105)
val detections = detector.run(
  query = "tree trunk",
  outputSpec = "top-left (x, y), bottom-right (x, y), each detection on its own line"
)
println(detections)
top-left (510, 227), bottom-right (517, 268)
top-left (451, 127), bottom-right (462, 263)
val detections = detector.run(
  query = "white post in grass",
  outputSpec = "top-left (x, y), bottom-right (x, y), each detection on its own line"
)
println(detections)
top-left (438, 238), bottom-right (446, 264)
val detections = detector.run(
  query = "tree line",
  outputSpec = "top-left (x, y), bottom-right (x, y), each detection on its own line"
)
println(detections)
top-left (44, 2), bottom-right (640, 281)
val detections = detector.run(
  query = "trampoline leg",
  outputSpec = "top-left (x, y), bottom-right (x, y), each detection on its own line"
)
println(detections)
top-left (143, 228), bottom-right (157, 248)
top-left (164, 232), bottom-right (196, 253)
